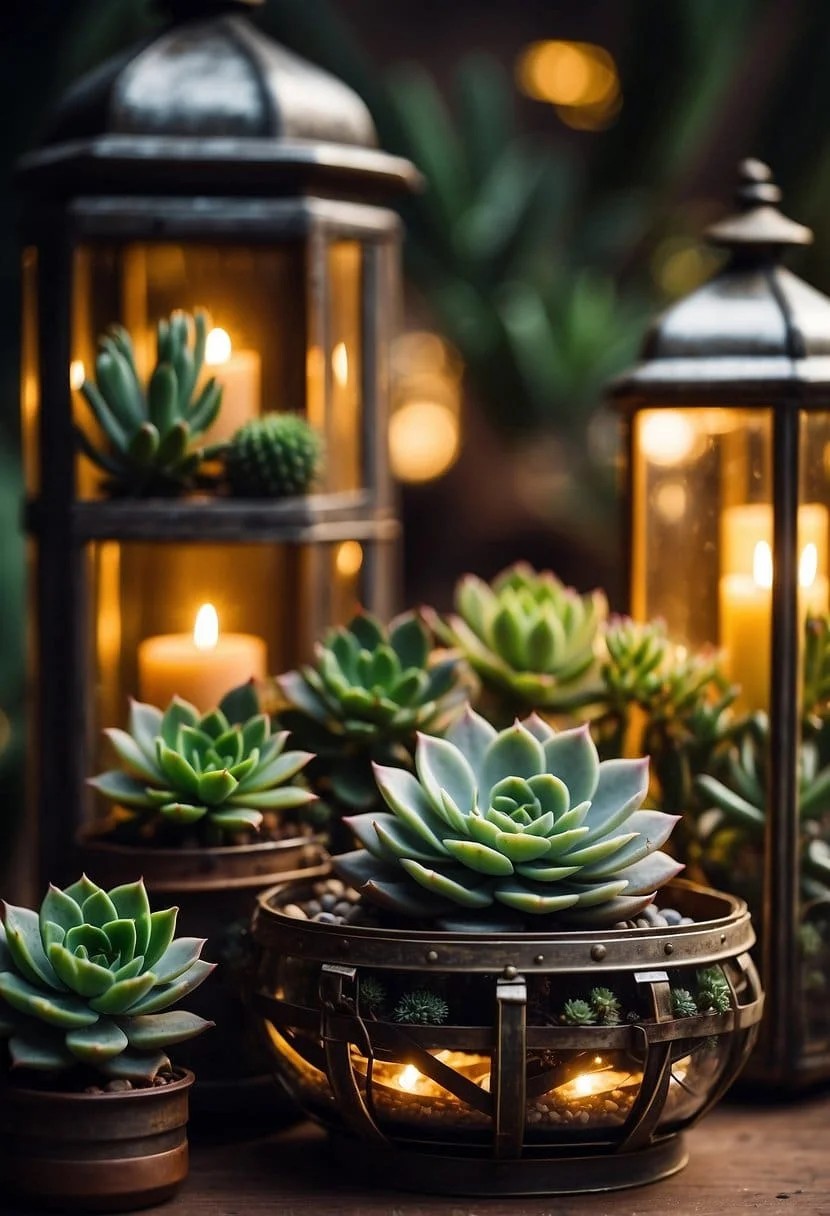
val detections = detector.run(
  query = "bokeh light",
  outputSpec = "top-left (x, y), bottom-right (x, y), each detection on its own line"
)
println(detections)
top-left (517, 41), bottom-right (621, 129)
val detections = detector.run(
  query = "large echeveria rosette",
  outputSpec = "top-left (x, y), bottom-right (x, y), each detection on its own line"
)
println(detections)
top-left (0, 876), bottom-right (213, 1081)
top-left (426, 563), bottom-right (606, 720)
top-left (336, 708), bottom-right (683, 927)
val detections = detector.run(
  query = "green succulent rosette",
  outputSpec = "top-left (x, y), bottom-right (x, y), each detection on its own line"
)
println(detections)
top-left (336, 707), bottom-right (682, 926)
top-left (276, 611), bottom-right (470, 820)
top-left (0, 876), bottom-right (213, 1080)
top-left (427, 563), bottom-right (606, 716)
top-left (77, 309), bottom-right (227, 496)
top-left (89, 696), bottom-right (316, 841)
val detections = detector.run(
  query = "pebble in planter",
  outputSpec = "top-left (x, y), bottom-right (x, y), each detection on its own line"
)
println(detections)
top-left (0, 875), bottom-right (214, 1211)
top-left (254, 708), bottom-right (764, 1196)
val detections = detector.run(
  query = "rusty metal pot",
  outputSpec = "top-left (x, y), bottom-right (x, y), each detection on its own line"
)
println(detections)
top-left (0, 1069), bottom-right (194, 1212)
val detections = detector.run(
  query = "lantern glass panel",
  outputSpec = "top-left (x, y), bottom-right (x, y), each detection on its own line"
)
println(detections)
top-left (21, 247), bottom-right (39, 494)
top-left (327, 241), bottom-right (363, 493)
top-left (798, 409), bottom-right (830, 1057)
top-left (84, 535), bottom-right (377, 826)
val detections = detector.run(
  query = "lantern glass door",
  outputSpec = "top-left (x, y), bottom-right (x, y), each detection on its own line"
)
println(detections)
top-left (70, 238), bottom-right (367, 498)
top-left (798, 409), bottom-right (830, 1058)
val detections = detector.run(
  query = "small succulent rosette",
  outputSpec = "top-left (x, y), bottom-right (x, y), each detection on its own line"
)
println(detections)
top-left (336, 707), bottom-right (682, 928)
top-left (0, 876), bottom-right (213, 1082)
top-left (89, 695), bottom-right (316, 842)
top-left (427, 563), bottom-right (607, 718)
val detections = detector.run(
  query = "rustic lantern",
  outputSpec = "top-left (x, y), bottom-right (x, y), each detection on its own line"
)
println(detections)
top-left (613, 159), bottom-right (830, 1087)
top-left (17, 0), bottom-right (417, 891)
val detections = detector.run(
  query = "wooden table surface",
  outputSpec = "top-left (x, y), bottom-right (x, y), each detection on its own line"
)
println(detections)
top-left (153, 1094), bottom-right (830, 1216)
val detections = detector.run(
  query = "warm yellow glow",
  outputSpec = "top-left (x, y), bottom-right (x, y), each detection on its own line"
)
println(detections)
top-left (640, 411), bottom-right (697, 466)
top-left (332, 341), bottom-right (349, 387)
top-left (654, 482), bottom-right (688, 524)
top-left (335, 540), bottom-right (363, 579)
top-left (398, 1065), bottom-right (421, 1092)
top-left (69, 360), bottom-right (86, 391)
top-left (193, 603), bottom-right (220, 651)
top-left (557, 1067), bottom-right (635, 1101)
top-left (205, 328), bottom-right (232, 366)
top-left (652, 238), bottom-right (719, 297)
top-left (517, 41), bottom-right (618, 107)
top-left (801, 543), bottom-right (819, 589)
top-left (389, 400), bottom-right (460, 483)
top-left (753, 541), bottom-right (773, 590)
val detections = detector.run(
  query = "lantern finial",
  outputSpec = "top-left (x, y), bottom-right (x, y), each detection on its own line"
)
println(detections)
top-left (706, 159), bottom-right (812, 252)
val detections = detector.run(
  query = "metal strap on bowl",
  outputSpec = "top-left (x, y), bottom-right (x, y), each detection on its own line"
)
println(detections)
top-left (319, 965), bottom-right (386, 1145)
top-left (618, 971), bottom-right (674, 1152)
top-left (494, 976), bottom-right (527, 1159)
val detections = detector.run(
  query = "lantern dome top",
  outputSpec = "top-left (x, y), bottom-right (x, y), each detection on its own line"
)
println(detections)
top-left (17, 1), bottom-right (417, 198)
top-left (611, 160), bottom-right (830, 407)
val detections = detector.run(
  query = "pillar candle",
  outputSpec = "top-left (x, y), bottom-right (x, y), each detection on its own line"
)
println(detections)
top-left (201, 328), bottom-right (261, 444)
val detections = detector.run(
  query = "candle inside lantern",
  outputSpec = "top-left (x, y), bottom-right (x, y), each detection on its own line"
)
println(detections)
top-left (719, 503), bottom-right (829, 710)
top-left (137, 603), bottom-right (267, 713)
top-left (201, 326), bottom-right (261, 444)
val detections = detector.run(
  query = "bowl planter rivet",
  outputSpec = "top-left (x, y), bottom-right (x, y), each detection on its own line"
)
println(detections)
top-left (665, 943), bottom-right (675, 956)
top-left (534, 954), bottom-right (545, 965)
top-left (426, 950), bottom-right (439, 964)
top-left (591, 944), bottom-right (607, 961)
top-left (503, 964), bottom-right (518, 980)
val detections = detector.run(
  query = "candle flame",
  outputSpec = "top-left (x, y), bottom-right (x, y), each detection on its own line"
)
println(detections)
top-left (205, 328), bottom-right (232, 366)
top-left (193, 603), bottom-right (219, 651)
top-left (800, 542), bottom-right (818, 589)
top-left (752, 540), bottom-right (819, 589)
top-left (753, 541), bottom-right (774, 590)
top-left (557, 1067), bottom-right (634, 1101)
top-left (69, 360), bottom-right (86, 391)
top-left (397, 1064), bottom-right (420, 1092)
top-left (332, 341), bottom-right (349, 387)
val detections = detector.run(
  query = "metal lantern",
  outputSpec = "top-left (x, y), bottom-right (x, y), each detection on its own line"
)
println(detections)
top-left (17, 0), bottom-right (417, 893)
top-left (612, 159), bottom-right (830, 1088)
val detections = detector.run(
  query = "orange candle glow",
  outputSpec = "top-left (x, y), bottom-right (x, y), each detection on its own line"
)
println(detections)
top-left (137, 604), bottom-right (267, 713)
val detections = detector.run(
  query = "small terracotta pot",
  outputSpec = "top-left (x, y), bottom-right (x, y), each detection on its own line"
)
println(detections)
top-left (0, 1069), bottom-right (194, 1212)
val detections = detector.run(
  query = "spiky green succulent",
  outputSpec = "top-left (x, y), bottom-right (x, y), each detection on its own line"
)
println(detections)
top-left (589, 986), bottom-right (622, 1025)
top-left (0, 877), bottom-right (213, 1080)
top-left (427, 563), bottom-right (606, 716)
top-left (276, 612), bottom-right (469, 819)
top-left (77, 309), bottom-right (225, 495)
top-left (671, 988), bottom-right (698, 1019)
top-left (393, 990), bottom-right (449, 1025)
top-left (358, 975), bottom-right (387, 1016)
top-left (226, 413), bottom-right (322, 498)
top-left (561, 999), bottom-right (595, 1026)
top-left (335, 707), bottom-right (682, 927)
top-left (89, 696), bottom-right (315, 841)
top-left (696, 968), bottom-right (730, 1014)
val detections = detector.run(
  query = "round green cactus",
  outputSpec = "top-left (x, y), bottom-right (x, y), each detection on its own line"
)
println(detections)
top-left (89, 696), bottom-right (316, 840)
top-left (335, 707), bottom-right (682, 926)
top-left (0, 876), bottom-right (213, 1080)
top-left (226, 413), bottom-right (322, 498)
top-left (427, 563), bottom-right (606, 715)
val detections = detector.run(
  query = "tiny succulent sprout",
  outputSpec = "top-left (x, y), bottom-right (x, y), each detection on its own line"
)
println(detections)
top-left (226, 413), bottom-right (323, 498)
top-left (696, 967), bottom-right (731, 1014)
top-left (358, 975), bottom-right (387, 1016)
top-left (589, 986), bottom-right (622, 1025)
top-left (561, 999), bottom-right (595, 1026)
top-left (426, 563), bottom-right (607, 714)
top-left (393, 990), bottom-right (449, 1025)
top-left (0, 877), bottom-right (214, 1081)
top-left (671, 988), bottom-right (699, 1019)
top-left (335, 707), bottom-right (683, 927)
top-left (89, 696), bottom-right (316, 840)
top-left (77, 309), bottom-right (226, 496)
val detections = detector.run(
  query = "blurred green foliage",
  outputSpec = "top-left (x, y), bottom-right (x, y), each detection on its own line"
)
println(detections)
top-left (3, 0), bottom-right (830, 872)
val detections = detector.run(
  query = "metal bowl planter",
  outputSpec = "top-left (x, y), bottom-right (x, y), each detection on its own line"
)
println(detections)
top-left (253, 878), bottom-right (763, 1196)
top-left (80, 832), bottom-right (327, 1119)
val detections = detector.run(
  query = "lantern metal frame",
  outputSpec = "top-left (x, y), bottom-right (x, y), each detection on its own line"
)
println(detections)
top-left (611, 159), bottom-right (830, 1088)
top-left (16, 0), bottom-right (418, 894)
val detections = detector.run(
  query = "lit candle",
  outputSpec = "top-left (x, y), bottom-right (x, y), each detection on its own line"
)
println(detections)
top-left (201, 327), bottom-right (261, 444)
top-left (720, 504), bottom-right (829, 710)
top-left (138, 603), bottom-right (267, 713)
